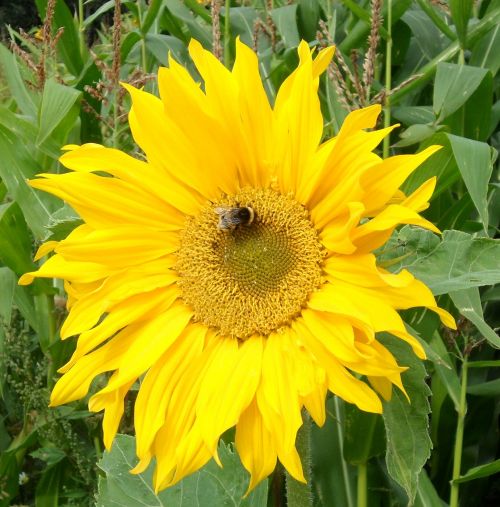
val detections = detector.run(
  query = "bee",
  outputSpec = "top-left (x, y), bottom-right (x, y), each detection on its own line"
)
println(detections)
top-left (214, 205), bottom-right (255, 231)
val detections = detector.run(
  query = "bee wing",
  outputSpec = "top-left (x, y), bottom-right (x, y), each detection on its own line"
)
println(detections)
top-left (214, 207), bottom-right (229, 215)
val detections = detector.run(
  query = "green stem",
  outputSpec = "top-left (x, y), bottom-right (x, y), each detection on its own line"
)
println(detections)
top-left (78, 0), bottom-right (85, 57)
top-left (416, 0), bottom-right (456, 41)
top-left (382, 0), bottom-right (392, 159)
top-left (458, 48), bottom-right (465, 65)
top-left (357, 462), bottom-right (368, 507)
top-left (137, 1), bottom-right (148, 73)
top-left (286, 412), bottom-right (313, 507)
top-left (223, 0), bottom-right (231, 68)
top-left (34, 291), bottom-right (57, 387)
top-left (184, 0), bottom-right (212, 23)
top-left (449, 355), bottom-right (468, 507)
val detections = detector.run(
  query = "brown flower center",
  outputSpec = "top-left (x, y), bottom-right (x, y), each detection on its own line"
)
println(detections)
top-left (176, 188), bottom-right (324, 339)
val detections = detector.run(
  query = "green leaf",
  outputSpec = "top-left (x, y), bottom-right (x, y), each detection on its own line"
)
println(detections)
top-left (0, 105), bottom-right (61, 160)
top-left (454, 459), bottom-right (500, 483)
top-left (437, 193), bottom-right (475, 231)
top-left (402, 9), bottom-right (447, 61)
top-left (446, 70), bottom-right (493, 141)
top-left (0, 125), bottom-right (56, 239)
top-left (394, 124), bottom-right (438, 147)
top-left (343, 406), bottom-right (384, 464)
top-left (297, 0), bottom-right (321, 40)
top-left (402, 133), bottom-right (460, 199)
top-left (467, 379), bottom-right (500, 397)
top-left (35, 0), bottom-right (84, 76)
top-left (433, 62), bottom-right (488, 121)
top-left (230, 7), bottom-right (260, 48)
top-left (470, 24), bottom-right (500, 74)
top-left (96, 435), bottom-right (268, 507)
top-left (271, 5), bottom-right (301, 48)
top-left (391, 8), bottom-right (500, 105)
top-left (83, 0), bottom-right (115, 28)
top-left (13, 284), bottom-right (39, 333)
top-left (447, 134), bottom-right (493, 233)
top-left (165, 0), bottom-right (211, 47)
top-left (0, 202), bottom-right (36, 276)
top-left (449, 0), bottom-right (474, 47)
top-left (121, 31), bottom-right (143, 61)
top-left (449, 288), bottom-right (500, 348)
top-left (31, 447), bottom-right (66, 467)
top-left (414, 468), bottom-right (446, 507)
top-left (37, 79), bottom-right (81, 147)
top-left (380, 335), bottom-right (432, 504)
top-left (312, 397), bottom-right (356, 507)
top-left (392, 106), bottom-right (434, 125)
top-left (144, 34), bottom-right (189, 66)
top-left (42, 204), bottom-right (83, 242)
top-left (0, 44), bottom-right (38, 117)
top-left (35, 463), bottom-right (62, 507)
top-left (426, 332), bottom-right (461, 411)
top-left (142, 0), bottom-right (164, 34)
top-left (380, 228), bottom-right (500, 296)
top-left (0, 268), bottom-right (16, 324)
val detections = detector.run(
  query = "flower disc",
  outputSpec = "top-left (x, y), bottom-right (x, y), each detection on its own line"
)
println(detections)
top-left (177, 188), bottom-right (324, 338)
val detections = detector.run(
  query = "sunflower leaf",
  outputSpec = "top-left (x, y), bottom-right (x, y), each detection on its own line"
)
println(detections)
top-left (379, 335), bottom-right (432, 505)
top-left (379, 228), bottom-right (500, 296)
top-left (96, 435), bottom-right (268, 507)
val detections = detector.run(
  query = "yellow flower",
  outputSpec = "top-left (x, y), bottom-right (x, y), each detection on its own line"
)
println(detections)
top-left (20, 39), bottom-right (455, 493)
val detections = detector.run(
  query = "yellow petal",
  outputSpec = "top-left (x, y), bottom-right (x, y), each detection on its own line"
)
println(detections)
top-left (361, 146), bottom-right (442, 214)
top-left (351, 204), bottom-right (441, 253)
top-left (294, 319), bottom-right (382, 413)
top-left (30, 172), bottom-right (181, 230)
top-left (91, 302), bottom-right (192, 399)
top-left (49, 323), bottom-right (139, 405)
top-left (273, 42), bottom-right (323, 197)
top-left (256, 331), bottom-right (305, 482)
top-left (302, 309), bottom-right (362, 363)
top-left (401, 177), bottom-right (437, 212)
top-left (19, 254), bottom-right (113, 286)
top-left (88, 375), bottom-right (135, 449)
top-left (319, 202), bottom-right (364, 254)
top-left (134, 324), bottom-right (205, 460)
top-left (60, 286), bottom-right (178, 368)
top-left (231, 38), bottom-right (274, 187)
top-left (324, 253), bottom-right (414, 288)
top-left (60, 259), bottom-right (176, 339)
top-left (60, 144), bottom-right (202, 216)
top-left (196, 336), bottom-right (263, 455)
top-left (236, 398), bottom-right (277, 494)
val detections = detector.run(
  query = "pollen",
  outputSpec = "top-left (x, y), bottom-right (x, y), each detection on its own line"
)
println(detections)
top-left (176, 188), bottom-right (324, 339)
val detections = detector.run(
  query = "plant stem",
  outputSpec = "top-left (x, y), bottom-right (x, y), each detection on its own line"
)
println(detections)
top-left (449, 355), bottom-right (469, 507)
top-left (137, 0), bottom-right (148, 73)
top-left (382, 0), bottom-right (392, 159)
top-left (224, 0), bottom-right (231, 68)
top-left (78, 0), bottom-right (85, 57)
top-left (458, 48), bottom-right (465, 65)
top-left (286, 412), bottom-right (313, 507)
top-left (357, 462), bottom-right (368, 507)
top-left (34, 291), bottom-right (57, 387)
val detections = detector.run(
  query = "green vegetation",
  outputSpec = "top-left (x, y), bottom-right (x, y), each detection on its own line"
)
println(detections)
top-left (0, 1), bottom-right (499, 506)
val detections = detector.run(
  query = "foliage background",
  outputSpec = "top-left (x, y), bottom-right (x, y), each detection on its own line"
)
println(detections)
top-left (0, 0), bottom-right (499, 506)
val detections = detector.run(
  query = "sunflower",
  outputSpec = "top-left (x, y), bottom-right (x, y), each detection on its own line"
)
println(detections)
top-left (20, 39), bottom-right (455, 492)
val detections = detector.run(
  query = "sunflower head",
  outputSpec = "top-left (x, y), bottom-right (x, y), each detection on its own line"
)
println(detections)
top-left (20, 38), bottom-right (455, 493)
